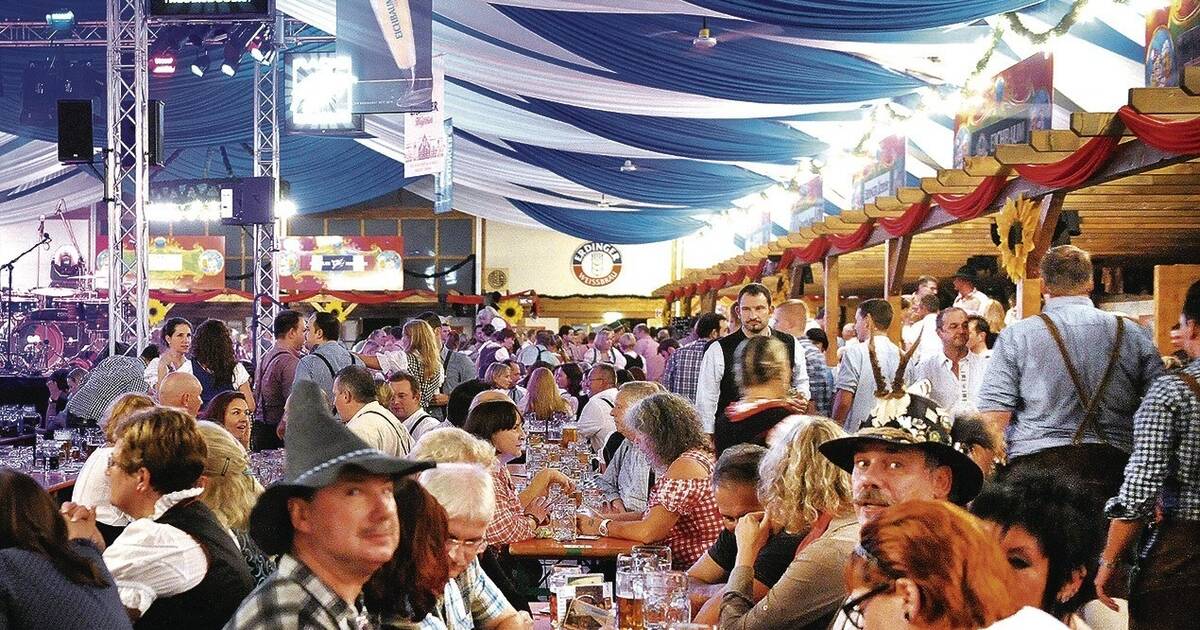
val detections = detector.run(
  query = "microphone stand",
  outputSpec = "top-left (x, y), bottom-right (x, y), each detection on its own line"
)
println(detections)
top-left (1, 233), bottom-right (52, 373)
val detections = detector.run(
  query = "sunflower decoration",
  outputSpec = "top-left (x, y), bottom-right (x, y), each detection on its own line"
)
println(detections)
top-left (497, 297), bottom-right (524, 325)
top-left (995, 194), bottom-right (1041, 282)
top-left (146, 298), bottom-right (173, 327)
top-left (313, 299), bottom-right (358, 322)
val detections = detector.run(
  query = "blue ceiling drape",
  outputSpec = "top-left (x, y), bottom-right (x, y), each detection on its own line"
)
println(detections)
top-left (683, 1), bottom-right (1042, 33)
top-left (511, 199), bottom-right (707, 244)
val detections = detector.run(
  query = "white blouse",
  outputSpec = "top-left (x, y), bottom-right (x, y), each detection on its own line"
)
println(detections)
top-left (71, 446), bottom-right (130, 527)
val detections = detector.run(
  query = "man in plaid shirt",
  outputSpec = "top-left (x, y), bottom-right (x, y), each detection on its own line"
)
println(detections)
top-left (772, 300), bottom-right (834, 417)
top-left (664, 313), bottom-right (725, 404)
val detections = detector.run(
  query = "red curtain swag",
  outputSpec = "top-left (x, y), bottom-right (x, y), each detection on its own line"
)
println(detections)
top-left (931, 175), bottom-right (1007, 220)
top-left (827, 220), bottom-right (876, 250)
top-left (878, 200), bottom-right (932, 237)
top-left (1013, 135), bottom-right (1120, 188)
top-left (1117, 105), bottom-right (1200, 154)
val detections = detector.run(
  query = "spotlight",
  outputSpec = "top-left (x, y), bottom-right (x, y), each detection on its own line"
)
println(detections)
top-left (190, 49), bottom-right (211, 77)
top-left (221, 26), bottom-right (259, 77)
top-left (45, 10), bottom-right (75, 31)
top-left (247, 26), bottom-right (272, 62)
top-left (151, 51), bottom-right (177, 75)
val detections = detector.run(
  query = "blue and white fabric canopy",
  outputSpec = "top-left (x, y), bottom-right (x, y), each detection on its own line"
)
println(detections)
top-left (0, 0), bottom-right (1149, 243)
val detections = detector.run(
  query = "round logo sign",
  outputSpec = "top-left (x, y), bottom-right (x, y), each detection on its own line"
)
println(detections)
top-left (572, 242), bottom-right (622, 287)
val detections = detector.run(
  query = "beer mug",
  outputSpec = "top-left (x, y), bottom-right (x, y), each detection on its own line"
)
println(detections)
top-left (615, 554), bottom-right (646, 630)
top-left (643, 571), bottom-right (689, 629)
top-left (632, 545), bottom-right (673, 572)
top-left (561, 421), bottom-right (579, 447)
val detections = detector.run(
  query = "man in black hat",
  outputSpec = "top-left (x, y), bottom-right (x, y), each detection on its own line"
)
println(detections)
top-left (227, 380), bottom-right (433, 629)
top-left (951, 266), bottom-right (994, 318)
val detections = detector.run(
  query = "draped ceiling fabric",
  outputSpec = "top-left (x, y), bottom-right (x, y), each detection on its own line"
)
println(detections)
top-left (0, 0), bottom-right (1148, 240)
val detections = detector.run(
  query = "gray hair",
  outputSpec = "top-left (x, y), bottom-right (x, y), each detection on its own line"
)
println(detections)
top-left (419, 463), bottom-right (495, 525)
top-left (935, 307), bottom-right (967, 331)
top-left (411, 427), bottom-right (498, 467)
top-left (617, 381), bottom-right (664, 404)
top-left (628, 393), bottom-right (711, 465)
top-left (1041, 245), bottom-right (1093, 295)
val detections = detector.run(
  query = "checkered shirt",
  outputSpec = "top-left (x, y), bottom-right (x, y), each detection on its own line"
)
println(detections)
top-left (224, 554), bottom-right (363, 630)
top-left (798, 338), bottom-right (834, 417)
top-left (414, 558), bottom-right (515, 630)
top-left (66, 356), bottom-right (149, 422)
top-left (664, 339), bottom-right (709, 404)
top-left (648, 449), bottom-right (723, 570)
top-left (1106, 361), bottom-right (1200, 522)
top-left (484, 464), bottom-right (537, 546)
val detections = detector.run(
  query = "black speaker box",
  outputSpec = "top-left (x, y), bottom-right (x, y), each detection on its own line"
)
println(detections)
top-left (148, 99), bottom-right (165, 166)
top-left (57, 99), bottom-right (94, 164)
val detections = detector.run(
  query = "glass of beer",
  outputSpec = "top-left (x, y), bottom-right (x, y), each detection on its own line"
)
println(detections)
top-left (632, 545), bottom-right (673, 572)
top-left (643, 571), bottom-right (689, 629)
top-left (616, 554), bottom-right (646, 630)
top-left (560, 422), bottom-right (579, 447)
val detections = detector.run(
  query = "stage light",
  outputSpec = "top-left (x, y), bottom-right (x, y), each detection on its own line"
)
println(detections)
top-left (190, 49), bottom-right (211, 77)
top-left (151, 52), bottom-right (177, 75)
top-left (45, 10), bottom-right (75, 31)
top-left (221, 26), bottom-right (256, 77)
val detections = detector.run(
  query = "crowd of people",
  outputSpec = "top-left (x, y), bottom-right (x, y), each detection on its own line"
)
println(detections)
top-left (2, 243), bottom-right (1197, 630)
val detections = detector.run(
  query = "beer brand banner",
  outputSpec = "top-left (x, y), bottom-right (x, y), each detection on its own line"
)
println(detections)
top-left (790, 177), bottom-right (824, 231)
top-left (1146, 1), bottom-right (1200, 87)
top-left (95, 236), bottom-right (226, 291)
top-left (953, 54), bottom-right (1053, 168)
top-left (336, 0), bottom-right (434, 114)
top-left (852, 135), bottom-right (906, 209)
top-left (403, 58), bottom-right (446, 177)
top-left (279, 236), bottom-right (405, 292)
top-left (434, 116), bottom-right (454, 213)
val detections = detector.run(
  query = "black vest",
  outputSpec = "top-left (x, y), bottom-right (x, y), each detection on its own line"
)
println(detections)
top-left (713, 329), bottom-right (796, 446)
top-left (135, 499), bottom-right (254, 630)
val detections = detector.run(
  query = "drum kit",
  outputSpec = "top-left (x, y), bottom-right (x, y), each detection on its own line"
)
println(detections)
top-left (1, 280), bottom-right (109, 375)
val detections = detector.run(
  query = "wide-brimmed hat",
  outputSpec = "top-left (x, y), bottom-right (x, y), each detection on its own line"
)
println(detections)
top-left (249, 380), bottom-right (434, 554)
top-left (952, 265), bottom-right (979, 283)
top-left (819, 387), bottom-right (983, 505)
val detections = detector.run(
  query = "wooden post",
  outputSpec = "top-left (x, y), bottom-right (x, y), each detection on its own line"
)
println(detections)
top-left (885, 296), bottom-right (905, 345)
top-left (1154, 264), bottom-right (1200, 353)
top-left (1015, 193), bottom-right (1066, 319)
top-left (883, 236), bottom-right (912, 298)
top-left (824, 255), bottom-right (840, 367)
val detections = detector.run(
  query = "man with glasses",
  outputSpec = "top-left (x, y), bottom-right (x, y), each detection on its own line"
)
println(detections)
top-left (905, 307), bottom-right (989, 415)
top-left (577, 363), bottom-right (619, 456)
top-left (420, 463), bottom-right (532, 630)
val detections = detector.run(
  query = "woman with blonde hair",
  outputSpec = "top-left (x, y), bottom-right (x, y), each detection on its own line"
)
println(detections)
top-left (195, 421), bottom-right (274, 585)
top-left (70, 392), bottom-right (156, 544)
top-left (520, 367), bottom-right (574, 434)
top-left (410, 426), bottom-right (498, 467)
top-left (403, 319), bottom-right (445, 409)
top-left (718, 416), bottom-right (861, 630)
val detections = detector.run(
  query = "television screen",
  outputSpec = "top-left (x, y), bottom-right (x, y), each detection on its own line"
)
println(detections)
top-left (149, 0), bottom-right (272, 20)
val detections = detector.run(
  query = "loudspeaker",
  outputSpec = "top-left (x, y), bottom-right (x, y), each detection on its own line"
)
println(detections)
top-left (219, 176), bottom-right (275, 225)
top-left (148, 99), bottom-right (165, 166)
top-left (57, 99), bottom-right (94, 164)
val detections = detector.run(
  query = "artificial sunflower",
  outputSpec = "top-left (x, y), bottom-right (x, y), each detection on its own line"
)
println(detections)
top-left (497, 297), bottom-right (524, 324)
top-left (146, 298), bottom-right (173, 327)
top-left (313, 299), bottom-right (357, 322)
top-left (995, 194), bottom-right (1041, 282)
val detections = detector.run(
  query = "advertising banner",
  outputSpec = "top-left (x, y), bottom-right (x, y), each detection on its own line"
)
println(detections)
top-left (852, 135), bottom-right (906, 209)
top-left (279, 236), bottom-right (405, 292)
top-left (283, 52), bottom-right (366, 136)
top-left (336, 0), bottom-right (433, 114)
top-left (96, 236), bottom-right (226, 291)
top-left (790, 177), bottom-right (824, 232)
top-left (1145, 1), bottom-right (1200, 87)
top-left (434, 116), bottom-right (454, 214)
top-left (953, 54), bottom-right (1053, 168)
top-left (402, 58), bottom-right (446, 177)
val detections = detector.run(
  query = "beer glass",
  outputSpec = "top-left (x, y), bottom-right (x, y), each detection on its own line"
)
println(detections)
top-left (643, 571), bottom-right (689, 629)
top-left (561, 421), bottom-right (579, 447)
top-left (632, 545), bottom-right (673, 572)
top-left (615, 554), bottom-right (646, 630)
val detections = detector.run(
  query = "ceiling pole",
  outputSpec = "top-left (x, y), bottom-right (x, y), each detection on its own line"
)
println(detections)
top-left (823, 254), bottom-right (840, 367)
top-left (1015, 192), bottom-right (1066, 320)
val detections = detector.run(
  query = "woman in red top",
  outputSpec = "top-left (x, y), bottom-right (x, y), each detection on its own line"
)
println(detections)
top-left (579, 392), bottom-right (722, 569)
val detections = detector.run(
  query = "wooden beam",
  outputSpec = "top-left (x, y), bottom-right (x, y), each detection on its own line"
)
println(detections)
top-left (1071, 112), bottom-right (1125, 137)
top-left (1031, 129), bottom-right (1087, 152)
top-left (884, 236), bottom-right (912, 298)
top-left (897, 188), bottom-right (929, 204)
top-left (920, 177), bottom-right (978, 194)
top-left (995, 144), bottom-right (1075, 164)
top-left (824, 255), bottom-right (840, 367)
top-left (1026, 192), bottom-right (1066, 279)
top-left (1128, 87), bottom-right (1200, 114)
top-left (1183, 66), bottom-right (1200, 96)
top-left (840, 210), bottom-right (870, 223)
top-left (864, 206), bottom-right (906, 219)
top-left (937, 170), bottom-right (987, 187)
top-left (962, 156), bottom-right (1009, 177)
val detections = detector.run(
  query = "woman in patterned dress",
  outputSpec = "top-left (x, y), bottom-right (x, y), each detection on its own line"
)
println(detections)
top-left (403, 319), bottom-right (445, 410)
top-left (578, 392), bottom-right (723, 569)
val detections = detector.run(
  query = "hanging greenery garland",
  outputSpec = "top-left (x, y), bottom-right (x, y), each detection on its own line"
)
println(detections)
top-left (995, 195), bottom-right (1041, 282)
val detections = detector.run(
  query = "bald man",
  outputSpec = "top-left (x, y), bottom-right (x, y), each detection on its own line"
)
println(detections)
top-left (158, 371), bottom-right (203, 416)
top-left (772, 300), bottom-right (835, 416)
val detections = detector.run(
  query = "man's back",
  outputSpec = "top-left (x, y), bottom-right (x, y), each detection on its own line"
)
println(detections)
top-left (256, 344), bottom-right (299, 426)
top-left (977, 296), bottom-right (1164, 458)
top-left (293, 342), bottom-right (356, 401)
top-left (835, 336), bottom-right (900, 432)
top-left (347, 403), bottom-right (414, 457)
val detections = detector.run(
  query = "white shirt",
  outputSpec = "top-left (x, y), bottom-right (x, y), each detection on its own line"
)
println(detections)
top-left (143, 357), bottom-right (193, 390)
top-left (906, 350), bottom-right (990, 414)
top-left (401, 407), bottom-right (442, 442)
top-left (583, 347), bottom-right (626, 370)
top-left (954, 288), bottom-right (993, 317)
top-left (577, 387), bottom-right (618, 455)
top-left (985, 606), bottom-right (1070, 629)
top-left (902, 313), bottom-right (942, 359)
top-left (346, 401), bottom-right (415, 457)
top-left (103, 487), bottom-right (209, 615)
top-left (71, 445), bottom-right (130, 527)
top-left (834, 334), bottom-right (900, 432)
top-left (375, 349), bottom-right (410, 374)
top-left (694, 329), bottom-right (811, 433)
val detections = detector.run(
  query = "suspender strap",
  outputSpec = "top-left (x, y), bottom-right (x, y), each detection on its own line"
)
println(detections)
top-left (361, 409), bottom-right (407, 446)
top-left (1037, 313), bottom-right (1126, 445)
top-left (314, 352), bottom-right (337, 381)
top-left (1180, 372), bottom-right (1200, 400)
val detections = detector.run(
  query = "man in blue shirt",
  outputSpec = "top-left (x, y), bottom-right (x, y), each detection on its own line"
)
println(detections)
top-left (293, 312), bottom-right (362, 403)
top-left (978, 245), bottom-right (1163, 506)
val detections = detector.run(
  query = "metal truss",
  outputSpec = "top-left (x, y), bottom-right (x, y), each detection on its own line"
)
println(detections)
top-left (250, 12), bottom-right (285, 369)
top-left (106, 0), bottom-right (150, 355)
top-left (0, 21), bottom-right (108, 47)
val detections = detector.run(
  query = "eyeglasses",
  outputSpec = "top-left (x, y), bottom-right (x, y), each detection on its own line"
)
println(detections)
top-left (446, 536), bottom-right (488, 555)
top-left (840, 582), bottom-right (892, 629)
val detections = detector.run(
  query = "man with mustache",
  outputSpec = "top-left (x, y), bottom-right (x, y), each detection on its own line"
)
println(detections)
top-left (227, 380), bottom-right (433, 629)
top-left (696, 283), bottom-right (811, 448)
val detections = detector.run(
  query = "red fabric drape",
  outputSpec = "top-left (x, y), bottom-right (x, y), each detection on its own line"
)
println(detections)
top-left (1012, 135), bottom-right (1120, 188)
top-left (1117, 105), bottom-right (1200, 154)
top-left (932, 175), bottom-right (1007, 220)
top-left (751, 259), bottom-right (767, 280)
top-left (149, 289), bottom-right (252, 304)
top-left (784, 236), bottom-right (832, 266)
top-left (878, 200), bottom-right (931, 237)
top-left (827, 221), bottom-right (876, 250)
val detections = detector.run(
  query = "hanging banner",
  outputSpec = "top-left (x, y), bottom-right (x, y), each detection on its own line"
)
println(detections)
top-left (336, 0), bottom-right (433, 114)
top-left (851, 135), bottom-right (906, 209)
top-left (279, 236), bottom-right (405, 292)
top-left (434, 116), bottom-right (454, 214)
top-left (954, 54), bottom-right (1053, 168)
top-left (402, 57), bottom-right (445, 177)
top-left (95, 236), bottom-right (226, 291)
top-left (1145, 1), bottom-right (1200, 87)
top-left (790, 177), bottom-right (824, 231)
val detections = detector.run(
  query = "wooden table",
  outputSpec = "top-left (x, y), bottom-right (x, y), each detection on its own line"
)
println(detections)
top-left (508, 536), bottom-right (637, 559)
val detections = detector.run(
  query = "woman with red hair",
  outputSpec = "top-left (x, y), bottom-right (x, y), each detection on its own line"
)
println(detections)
top-left (841, 500), bottom-right (1066, 629)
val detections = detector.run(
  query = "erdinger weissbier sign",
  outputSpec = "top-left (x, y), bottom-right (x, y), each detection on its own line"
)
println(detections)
top-left (149, 0), bottom-right (272, 19)
top-left (572, 242), bottom-right (622, 287)
top-left (1145, 1), bottom-right (1200, 87)
top-left (279, 237), bottom-right (405, 292)
top-left (953, 54), bottom-right (1053, 168)
top-left (336, 0), bottom-right (433, 114)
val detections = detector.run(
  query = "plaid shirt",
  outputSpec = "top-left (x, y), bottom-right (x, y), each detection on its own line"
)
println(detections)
top-left (798, 338), bottom-right (834, 417)
top-left (664, 339), bottom-right (709, 404)
top-left (484, 465), bottom-right (537, 546)
top-left (649, 449), bottom-right (722, 570)
top-left (414, 559), bottom-right (515, 630)
top-left (225, 554), bottom-right (363, 630)
top-left (1106, 361), bottom-right (1200, 522)
top-left (66, 356), bottom-right (149, 421)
